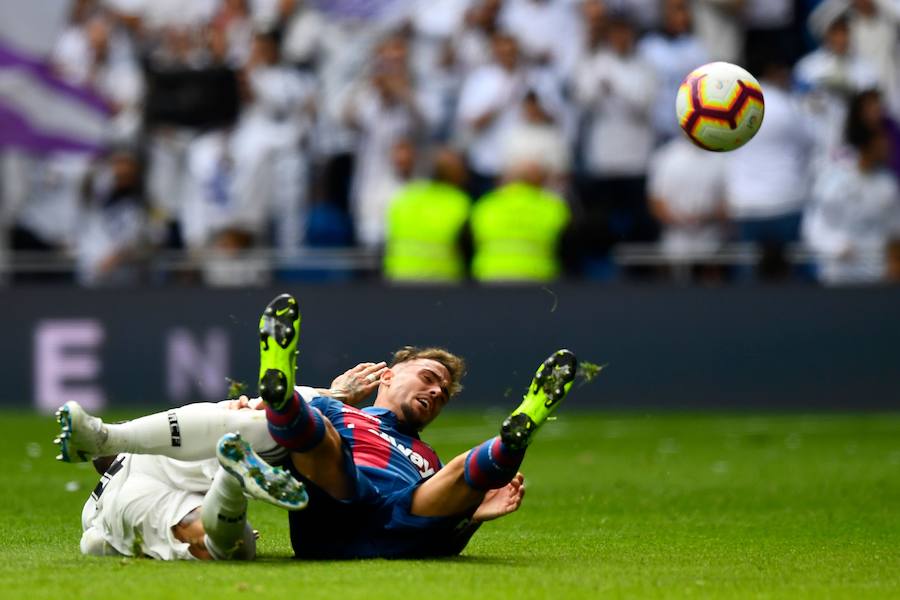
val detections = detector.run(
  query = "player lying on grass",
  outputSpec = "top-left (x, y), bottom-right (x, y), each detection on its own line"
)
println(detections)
top-left (59, 365), bottom-right (523, 561)
top-left (59, 360), bottom-right (403, 559)
top-left (66, 364), bottom-right (385, 560)
top-left (250, 292), bottom-right (577, 558)
top-left (56, 293), bottom-right (582, 558)
top-left (75, 433), bottom-right (306, 560)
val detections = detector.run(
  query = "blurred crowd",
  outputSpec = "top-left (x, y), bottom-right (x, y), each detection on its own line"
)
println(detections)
top-left (1, 0), bottom-right (900, 286)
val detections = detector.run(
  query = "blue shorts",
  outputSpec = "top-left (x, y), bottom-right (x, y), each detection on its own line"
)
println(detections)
top-left (286, 441), bottom-right (478, 559)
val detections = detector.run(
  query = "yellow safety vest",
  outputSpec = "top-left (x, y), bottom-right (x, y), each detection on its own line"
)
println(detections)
top-left (470, 182), bottom-right (570, 282)
top-left (384, 181), bottom-right (471, 282)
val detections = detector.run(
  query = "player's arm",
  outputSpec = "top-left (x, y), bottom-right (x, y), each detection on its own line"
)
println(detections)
top-left (472, 472), bottom-right (526, 523)
top-left (437, 474), bottom-right (526, 556)
top-left (319, 361), bottom-right (387, 406)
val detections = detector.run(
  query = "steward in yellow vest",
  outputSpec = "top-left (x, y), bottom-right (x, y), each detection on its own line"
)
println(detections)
top-left (383, 150), bottom-right (471, 282)
top-left (470, 181), bottom-right (571, 282)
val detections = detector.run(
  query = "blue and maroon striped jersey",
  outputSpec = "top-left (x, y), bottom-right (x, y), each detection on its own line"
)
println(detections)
top-left (308, 396), bottom-right (443, 494)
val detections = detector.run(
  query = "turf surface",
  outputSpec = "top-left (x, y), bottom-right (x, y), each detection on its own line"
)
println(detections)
top-left (1, 410), bottom-right (899, 599)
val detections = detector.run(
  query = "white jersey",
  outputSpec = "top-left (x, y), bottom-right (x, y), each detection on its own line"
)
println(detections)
top-left (78, 387), bottom-right (317, 559)
top-left (723, 83), bottom-right (814, 220)
top-left (647, 137), bottom-right (727, 258)
top-left (573, 49), bottom-right (657, 177)
top-left (802, 156), bottom-right (900, 285)
top-left (638, 33), bottom-right (709, 141)
top-left (456, 64), bottom-right (530, 176)
top-left (794, 49), bottom-right (879, 161)
top-left (81, 454), bottom-right (218, 560)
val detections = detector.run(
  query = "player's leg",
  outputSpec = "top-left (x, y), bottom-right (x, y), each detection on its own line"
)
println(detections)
top-left (194, 433), bottom-right (308, 560)
top-left (410, 350), bottom-right (578, 517)
top-left (258, 293), bottom-right (355, 499)
top-left (55, 400), bottom-right (284, 464)
top-left (195, 463), bottom-right (261, 561)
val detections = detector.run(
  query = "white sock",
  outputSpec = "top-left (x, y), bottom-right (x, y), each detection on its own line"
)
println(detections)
top-left (201, 468), bottom-right (255, 560)
top-left (100, 403), bottom-right (285, 462)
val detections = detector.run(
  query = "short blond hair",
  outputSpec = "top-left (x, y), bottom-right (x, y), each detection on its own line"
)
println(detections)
top-left (390, 346), bottom-right (466, 398)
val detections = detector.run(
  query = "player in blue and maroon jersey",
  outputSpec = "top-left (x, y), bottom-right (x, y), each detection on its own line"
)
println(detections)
top-left (54, 293), bottom-right (582, 561)
top-left (53, 358), bottom-right (521, 561)
top-left (258, 294), bottom-right (581, 559)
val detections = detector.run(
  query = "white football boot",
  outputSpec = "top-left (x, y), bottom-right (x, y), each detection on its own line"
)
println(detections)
top-left (216, 432), bottom-right (309, 511)
top-left (54, 401), bottom-right (108, 463)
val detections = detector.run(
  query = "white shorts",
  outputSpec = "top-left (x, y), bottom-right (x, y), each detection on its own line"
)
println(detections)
top-left (81, 454), bottom-right (219, 560)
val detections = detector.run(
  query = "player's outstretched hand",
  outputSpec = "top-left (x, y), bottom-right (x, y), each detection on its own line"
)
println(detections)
top-left (473, 472), bottom-right (526, 523)
top-left (328, 362), bottom-right (387, 405)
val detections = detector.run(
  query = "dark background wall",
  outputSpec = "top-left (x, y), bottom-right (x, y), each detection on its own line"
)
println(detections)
top-left (3, 285), bottom-right (898, 412)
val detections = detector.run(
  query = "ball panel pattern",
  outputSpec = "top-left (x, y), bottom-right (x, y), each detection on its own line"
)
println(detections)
top-left (675, 62), bottom-right (765, 152)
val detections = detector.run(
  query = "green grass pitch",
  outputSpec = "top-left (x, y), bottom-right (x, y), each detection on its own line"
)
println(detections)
top-left (1, 409), bottom-right (899, 599)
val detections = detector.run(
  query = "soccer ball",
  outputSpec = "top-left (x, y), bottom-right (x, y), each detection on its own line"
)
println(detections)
top-left (675, 61), bottom-right (765, 152)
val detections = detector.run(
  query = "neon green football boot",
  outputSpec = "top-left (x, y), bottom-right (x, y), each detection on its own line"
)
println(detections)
top-left (501, 349), bottom-right (579, 450)
top-left (257, 293), bottom-right (301, 411)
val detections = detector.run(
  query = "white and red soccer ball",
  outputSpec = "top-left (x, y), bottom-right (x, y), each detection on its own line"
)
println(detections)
top-left (676, 61), bottom-right (765, 152)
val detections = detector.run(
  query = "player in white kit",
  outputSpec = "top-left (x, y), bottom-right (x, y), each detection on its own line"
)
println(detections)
top-left (59, 364), bottom-right (389, 561)
top-left (75, 424), bottom-right (303, 561)
top-left (81, 453), bottom-right (232, 560)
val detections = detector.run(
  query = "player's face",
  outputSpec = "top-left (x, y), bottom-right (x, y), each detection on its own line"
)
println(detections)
top-left (383, 358), bottom-right (451, 431)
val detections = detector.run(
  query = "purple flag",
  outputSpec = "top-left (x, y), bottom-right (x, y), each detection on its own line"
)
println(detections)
top-left (0, 41), bottom-right (111, 154)
top-left (312, 0), bottom-right (406, 20)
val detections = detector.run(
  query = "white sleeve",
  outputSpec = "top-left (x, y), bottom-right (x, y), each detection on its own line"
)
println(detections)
top-left (791, 96), bottom-right (819, 153)
top-left (635, 37), bottom-right (658, 70)
top-left (344, 86), bottom-right (380, 129)
top-left (851, 58), bottom-right (880, 91)
top-left (874, 0), bottom-right (900, 20)
top-left (415, 86), bottom-right (443, 130)
top-left (646, 147), bottom-right (669, 201)
top-left (295, 386), bottom-right (320, 403)
top-left (282, 10), bottom-right (325, 63)
top-left (614, 63), bottom-right (656, 114)
top-left (456, 69), bottom-right (501, 124)
top-left (793, 53), bottom-right (822, 90)
top-left (249, 71), bottom-right (288, 114)
top-left (802, 171), bottom-right (853, 256)
top-left (572, 56), bottom-right (598, 108)
top-left (105, 63), bottom-right (145, 108)
top-left (181, 139), bottom-right (215, 250)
